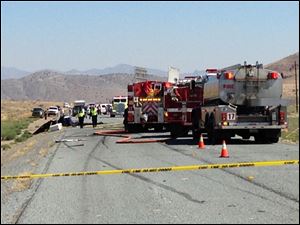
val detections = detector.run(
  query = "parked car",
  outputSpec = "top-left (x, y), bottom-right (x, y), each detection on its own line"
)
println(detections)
top-left (47, 106), bottom-right (59, 116)
top-left (32, 107), bottom-right (44, 118)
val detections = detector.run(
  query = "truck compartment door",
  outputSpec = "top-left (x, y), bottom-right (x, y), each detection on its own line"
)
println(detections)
top-left (134, 108), bottom-right (141, 123)
top-left (158, 107), bottom-right (164, 123)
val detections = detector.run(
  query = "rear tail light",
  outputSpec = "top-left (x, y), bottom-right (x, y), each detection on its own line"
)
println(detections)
top-left (165, 82), bottom-right (172, 88)
top-left (224, 72), bottom-right (234, 80)
top-left (164, 112), bottom-right (169, 117)
top-left (279, 111), bottom-right (285, 124)
top-left (128, 113), bottom-right (134, 122)
top-left (221, 112), bottom-right (227, 121)
top-left (268, 72), bottom-right (279, 80)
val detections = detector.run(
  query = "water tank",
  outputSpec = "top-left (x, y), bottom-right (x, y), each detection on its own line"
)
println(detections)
top-left (218, 66), bottom-right (283, 106)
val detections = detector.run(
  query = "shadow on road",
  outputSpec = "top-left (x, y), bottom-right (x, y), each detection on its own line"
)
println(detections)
top-left (165, 137), bottom-right (274, 145)
top-left (139, 132), bottom-right (273, 145)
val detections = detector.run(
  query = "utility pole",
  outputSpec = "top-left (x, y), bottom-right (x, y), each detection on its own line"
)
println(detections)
top-left (295, 61), bottom-right (298, 113)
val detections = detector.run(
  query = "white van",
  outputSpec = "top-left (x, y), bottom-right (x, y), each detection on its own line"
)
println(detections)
top-left (100, 104), bottom-right (108, 114)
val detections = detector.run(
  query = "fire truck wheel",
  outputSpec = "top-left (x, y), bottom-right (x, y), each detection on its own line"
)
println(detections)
top-left (192, 130), bottom-right (199, 140)
top-left (268, 137), bottom-right (279, 143)
top-left (204, 113), bottom-right (210, 129)
top-left (207, 113), bottom-right (217, 144)
top-left (192, 108), bottom-right (200, 129)
top-left (127, 124), bottom-right (142, 133)
top-left (170, 124), bottom-right (187, 138)
top-left (254, 135), bottom-right (265, 144)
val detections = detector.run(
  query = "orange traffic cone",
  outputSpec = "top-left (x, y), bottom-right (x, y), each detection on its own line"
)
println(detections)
top-left (220, 140), bottom-right (229, 158)
top-left (198, 134), bottom-right (205, 149)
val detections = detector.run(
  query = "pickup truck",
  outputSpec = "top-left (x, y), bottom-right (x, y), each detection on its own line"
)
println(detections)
top-left (47, 106), bottom-right (59, 116)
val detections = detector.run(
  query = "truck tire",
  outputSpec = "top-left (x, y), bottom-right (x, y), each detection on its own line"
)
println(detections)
top-left (127, 124), bottom-right (138, 133)
top-left (255, 130), bottom-right (280, 144)
top-left (268, 137), bottom-right (279, 143)
top-left (192, 129), bottom-right (199, 141)
top-left (206, 113), bottom-right (217, 145)
top-left (204, 113), bottom-right (210, 129)
top-left (170, 124), bottom-right (188, 138)
top-left (192, 108), bottom-right (200, 140)
top-left (254, 135), bottom-right (265, 144)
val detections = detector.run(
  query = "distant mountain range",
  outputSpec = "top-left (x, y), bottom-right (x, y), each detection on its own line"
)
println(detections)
top-left (1, 64), bottom-right (168, 80)
top-left (0, 71), bottom-right (166, 103)
top-left (1, 67), bottom-right (31, 80)
top-left (1, 63), bottom-right (203, 80)
top-left (64, 64), bottom-right (168, 76)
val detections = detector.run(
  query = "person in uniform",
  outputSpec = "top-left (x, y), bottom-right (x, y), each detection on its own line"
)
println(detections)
top-left (90, 105), bottom-right (98, 128)
top-left (77, 107), bottom-right (85, 128)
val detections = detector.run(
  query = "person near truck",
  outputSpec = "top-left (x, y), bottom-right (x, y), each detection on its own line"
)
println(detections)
top-left (90, 105), bottom-right (98, 128)
top-left (123, 107), bottom-right (128, 131)
top-left (77, 107), bottom-right (85, 128)
top-left (44, 108), bottom-right (48, 120)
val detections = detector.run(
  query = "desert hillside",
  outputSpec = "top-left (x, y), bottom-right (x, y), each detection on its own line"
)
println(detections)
top-left (265, 52), bottom-right (299, 78)
top-left (265, 52), bottom-right (299, 100)
top-left (1, 71), bottom-right (166, 103)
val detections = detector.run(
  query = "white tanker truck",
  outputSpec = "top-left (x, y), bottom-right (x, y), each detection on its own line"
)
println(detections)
top-left (192, 62), bottom-right (289, 144)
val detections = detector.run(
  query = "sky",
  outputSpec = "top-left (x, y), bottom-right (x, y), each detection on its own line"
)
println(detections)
top-left (1, 1), bottom-right (299, 73)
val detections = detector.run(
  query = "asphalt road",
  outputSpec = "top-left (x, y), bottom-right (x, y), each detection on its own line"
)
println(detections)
top-left (2, 116), bottom-right (299, 224)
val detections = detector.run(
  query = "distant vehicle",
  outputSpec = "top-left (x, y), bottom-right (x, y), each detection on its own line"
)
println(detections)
top-left (63, 102), bottom-right (70, 108)
top-left (100, 104), bottom-right (108, 114)
top-left (73, 100), bottom-right (86, 116)
top-left (31, 107), bottom-right (44, 118)
top-left (112, 96), bottom-right (128, 116)
top-left (47, 106), bottom-right (59, 116)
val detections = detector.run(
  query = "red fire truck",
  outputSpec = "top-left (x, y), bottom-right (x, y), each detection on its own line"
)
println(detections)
top-left (125, 80), bottom-right (172, 133)
top-left (164, 75), bottom-right (205, 138)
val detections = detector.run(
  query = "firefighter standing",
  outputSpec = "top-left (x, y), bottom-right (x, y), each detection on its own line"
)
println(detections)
top-left (78, 107), bottom-right (85, 128)
top-left (44, 108), bottom-right (48, 120)
top-left (91, 105), bottom-right (98, 128)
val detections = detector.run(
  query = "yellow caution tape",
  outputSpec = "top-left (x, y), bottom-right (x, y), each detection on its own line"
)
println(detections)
top-left (1, 160), bottom-right (298, 180)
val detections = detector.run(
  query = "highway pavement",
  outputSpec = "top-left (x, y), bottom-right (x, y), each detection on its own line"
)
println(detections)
top-left (1, 116), bottom-right (299, 224)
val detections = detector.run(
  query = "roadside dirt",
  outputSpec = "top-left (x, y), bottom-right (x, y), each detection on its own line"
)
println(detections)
top-left (1, 127), bottom-right (65, 224)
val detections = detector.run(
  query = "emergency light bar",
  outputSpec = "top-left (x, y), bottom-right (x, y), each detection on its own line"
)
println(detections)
top-left (139, 98), bottom-right (161, 102)
top-left (206, 69), bottom-right (218, 73)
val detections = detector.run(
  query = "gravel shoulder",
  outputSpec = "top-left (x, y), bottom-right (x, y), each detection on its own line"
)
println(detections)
top-left (1, 127), bottom-right (65, 224)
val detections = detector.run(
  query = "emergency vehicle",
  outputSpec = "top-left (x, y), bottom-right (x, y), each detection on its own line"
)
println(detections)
top-left (191, 64), bottom-right (289, 144)
top-left (125, 80), bottom-right (172, 132)
top-left (112, 96), bottom-right (128, 116)
top-left (164, 74), bottom-right (207, 138)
